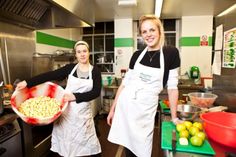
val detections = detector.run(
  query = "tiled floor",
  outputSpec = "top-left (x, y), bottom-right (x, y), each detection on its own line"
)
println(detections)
top-left (46, 113), bottom-right (163, 157)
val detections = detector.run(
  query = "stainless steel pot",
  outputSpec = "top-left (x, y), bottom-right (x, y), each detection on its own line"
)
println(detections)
top-left (177, 104), bottom-right (202, 121)
top-left (177, 104), bottom-right (228, 121)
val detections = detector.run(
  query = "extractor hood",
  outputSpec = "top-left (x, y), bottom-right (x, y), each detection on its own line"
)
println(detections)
top-left (0, 0), bottom-right (94, 29)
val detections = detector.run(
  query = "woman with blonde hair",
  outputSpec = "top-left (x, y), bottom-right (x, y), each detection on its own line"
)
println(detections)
top-left (107, 15), bottom-right (181, 157)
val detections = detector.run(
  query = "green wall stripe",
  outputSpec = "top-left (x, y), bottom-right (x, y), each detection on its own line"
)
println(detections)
top-left (180, 36), bottom-right (212, 46)
top-left (208, 36), bottom-right (212, 46)
top-left (180, 37), bottom-right (200, 46)
top-left (36, 31), bottom-right (76, 48)
top-left (115, 38), bottom-right (134, 47)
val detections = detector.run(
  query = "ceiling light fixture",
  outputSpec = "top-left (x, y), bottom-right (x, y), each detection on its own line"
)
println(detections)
top-left (217, 4), bottom-right (236, 17)
top-left (155, 0), bottom-right (163, 17)
top-left (118, 0), bottom-right (137, 6)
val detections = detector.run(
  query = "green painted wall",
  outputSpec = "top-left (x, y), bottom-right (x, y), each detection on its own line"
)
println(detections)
top-left (115, 38), bottom-right (134, 47)
top-left (180, 36), bottom-right (212, 46)
top-left (36, 31), bottom-right (76, 48)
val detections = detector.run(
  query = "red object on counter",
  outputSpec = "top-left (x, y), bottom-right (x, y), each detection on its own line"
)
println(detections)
top-left (208, 138), bottom-right (236, 157)
top-left (200, 112), bottom-right (236, 149)
top-left (163, 100), bottom-right (170, 107)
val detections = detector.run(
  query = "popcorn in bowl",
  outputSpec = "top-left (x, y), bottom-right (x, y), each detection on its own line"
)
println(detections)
top-left (19, 96), bottom-right (61, 118)
top-left (11, 82), bottom-right (68, 125)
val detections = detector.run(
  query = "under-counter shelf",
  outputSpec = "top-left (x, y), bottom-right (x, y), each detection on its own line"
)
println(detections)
top-left (100, 85), bottom-right (119, 114)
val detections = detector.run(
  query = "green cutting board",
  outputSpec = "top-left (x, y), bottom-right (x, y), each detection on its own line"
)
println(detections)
top-left (161, 121), bottom-right (215, 155)
top-left (159, 101), bottom-right (170, 113)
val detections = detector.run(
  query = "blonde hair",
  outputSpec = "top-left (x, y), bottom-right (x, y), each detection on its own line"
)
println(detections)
top-left (139, 14), bottom-right (165, 46)
top-left (74, 40), bottom-right (89, 50)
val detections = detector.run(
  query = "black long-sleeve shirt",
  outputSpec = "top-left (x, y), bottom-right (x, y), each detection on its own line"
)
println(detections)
top-left (26, 63), bottom-right (102, 103)
top-left (129, 46), bottom-right (180, 87)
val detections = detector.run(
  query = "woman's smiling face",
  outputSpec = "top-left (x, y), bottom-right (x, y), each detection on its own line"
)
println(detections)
top-left (140, 20), bottom-right (160, 50)
top-left (75, 44), bottom-right (90, 64)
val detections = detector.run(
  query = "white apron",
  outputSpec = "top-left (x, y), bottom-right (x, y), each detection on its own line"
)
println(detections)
top-left (108, 47), bottom-right (164, 157)
top-left (51, 64), bottom-right (101, 157)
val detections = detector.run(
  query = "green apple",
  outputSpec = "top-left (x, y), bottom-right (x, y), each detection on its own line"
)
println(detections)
top-left (179, 130), bottom-right (189, 138)
top-left (190, 136), bottom-right (203, 146)
top-left (183, 121), bottom-right (193, 130)
top-left (189, 126), bottom-right (200, 136)
top-left (193, 122), bottom-right (203, 131)
top-left (196, 132), bottom-right (206, 141)
top-left (176, 123), bottom-right (186, 132)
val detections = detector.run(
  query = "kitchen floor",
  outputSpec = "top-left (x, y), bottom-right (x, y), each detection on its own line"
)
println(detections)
top-left (46, 113), bottom-right (163, 157)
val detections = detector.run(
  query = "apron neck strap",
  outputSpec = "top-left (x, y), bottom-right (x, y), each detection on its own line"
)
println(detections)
top-left (135, 46), bottom-right (165, 88)
top-left (160, 47), bottom-right (164, 88)
top-left (71, 64), bottom-right (93, 79)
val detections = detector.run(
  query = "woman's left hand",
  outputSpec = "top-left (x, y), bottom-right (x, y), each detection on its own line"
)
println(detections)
top-left (63, 92), bottom-right (76, 102)
top-left (172, 117), bottom-right (183, 125)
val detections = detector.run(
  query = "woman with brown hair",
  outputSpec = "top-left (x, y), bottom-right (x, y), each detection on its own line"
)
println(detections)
top-left (17, 41), bottom-right (102, 157)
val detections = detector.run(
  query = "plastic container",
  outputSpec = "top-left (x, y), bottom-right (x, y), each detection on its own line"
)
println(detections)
top-left (190, 66), bottom-right (200, 79)
top-left (201, 112), bottom-right (236, 148)
top-left (188, 92), bottom-right (217, 108)
top-left (11, 82), bottom-right (68, 125)
top-left (102, 76), bottom-right (114, 86)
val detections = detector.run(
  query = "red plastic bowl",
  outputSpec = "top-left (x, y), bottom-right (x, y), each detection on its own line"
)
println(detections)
top-left (200, 112), bottom-right (236, 148)
top-left (11, 82), bottom-right (68, 125)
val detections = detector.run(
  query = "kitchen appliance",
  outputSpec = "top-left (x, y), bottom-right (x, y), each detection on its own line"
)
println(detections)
top-left (0, 113), bottom-right (22, 157)
top-left (32, 52), bottom-right (75, 75)
top-left (19, 120), bottom-right (53, 157)
top-left (0, 29), bottom-right (35, 85)
top-left (200, 112), bottom-right (236, 148)
top-left (32, 52), bottom-right (75, 88)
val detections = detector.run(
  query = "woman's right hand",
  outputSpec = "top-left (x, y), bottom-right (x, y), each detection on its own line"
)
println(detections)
top-left (16, 80), bottom-right (27, 90)
top-left (107, 105), bottom-right (115, 126)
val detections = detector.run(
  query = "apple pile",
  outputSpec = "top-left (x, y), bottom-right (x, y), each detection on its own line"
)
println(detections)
top-left (176, 121), bottom-right (206, 146)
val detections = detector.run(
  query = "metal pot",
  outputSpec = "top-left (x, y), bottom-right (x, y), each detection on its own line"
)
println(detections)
top-left (177, 104), bottom-right (202, 121)
top-left (177, 104), bottom-right (228, 121)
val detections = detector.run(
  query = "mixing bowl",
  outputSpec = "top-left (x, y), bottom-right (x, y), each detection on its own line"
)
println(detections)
top-left (177, 104), bottom-right (202, 121)
top-left (11, 82), bottom-right (68, 125)
top-left (188, 92), bottom-right (218, 108)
